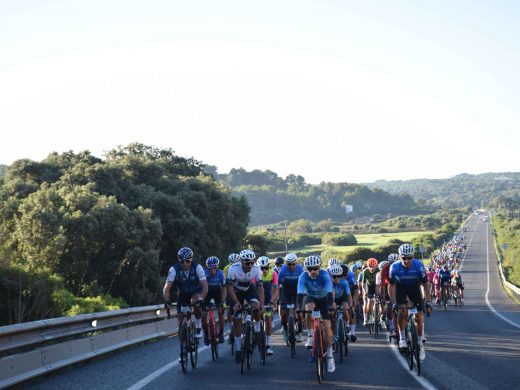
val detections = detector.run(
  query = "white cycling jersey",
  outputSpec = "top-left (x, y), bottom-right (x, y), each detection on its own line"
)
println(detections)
top-left (227, 262), bottom-right (263, 292)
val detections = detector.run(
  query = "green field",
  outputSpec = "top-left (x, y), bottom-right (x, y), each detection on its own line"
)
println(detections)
top-left (268, 231), bottom-right (433, 258)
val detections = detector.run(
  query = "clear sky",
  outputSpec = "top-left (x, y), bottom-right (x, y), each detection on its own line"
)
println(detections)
top-left (1, 0), bottom-right (519, 183)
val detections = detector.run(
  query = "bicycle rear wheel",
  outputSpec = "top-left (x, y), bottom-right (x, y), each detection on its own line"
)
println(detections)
top-left (179, 323), bottom-right (188, 373)
top-left (189, 325), bottom-right (198, 368)
top-left (210, 317), bottom-right (218, 361)
top-left (259, 321), bottom-right (266, 365)
top-left (337, 318), bottom-right (344, 363)
top-left (373, 303), bottom-right (380, 339)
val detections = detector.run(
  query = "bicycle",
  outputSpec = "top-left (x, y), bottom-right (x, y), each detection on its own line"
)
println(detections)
top-left (303, 310), bottom-right (327, 384)
top-left (206, 299), bottom-right (220, 361)
top-left (402, 304), bottom-right (422, 376)
top-left (239, 303), bottom-right (263, 374)
top-left (177, 304), bottom-right (199, 373)
top-left (438, 282), bottom-right (449, 311)
top-left (333, 309), bottom-right (349, 363)
top-left (371, 296), bottom-right (383, 339)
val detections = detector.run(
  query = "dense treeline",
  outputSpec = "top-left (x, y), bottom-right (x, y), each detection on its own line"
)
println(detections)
top-left (366, 173), bottom-right (520, 208)
top-left (0, 144), bottom-right (249, 325)
top-left (206, 167), bottom-right (427, 225)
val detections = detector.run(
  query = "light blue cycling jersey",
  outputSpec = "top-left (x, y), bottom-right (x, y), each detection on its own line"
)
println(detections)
top-left (332, 278), bottom-right (351, 299)
top-left (389, 259), bottom-right (427, 286)
top-left (345, 271), bottom-right (358, 290)
top-left (297, 270), bottom-right (333, 299)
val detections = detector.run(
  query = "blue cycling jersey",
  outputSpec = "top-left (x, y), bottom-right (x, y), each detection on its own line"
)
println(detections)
top-left (345, 271), bottom-right (358, 290)
top-left (437, 269), bottom-right (451, 282)
top-left (278, 264), bottom-right (304, 291)
top-left (389, 259), bottom-right (427, 285)
top-left (205, 269), bottom-right (225, 291)
top-left (297, 270), bottom-right (333, 299)
top-left (333, 278), bottom-right (351, 299)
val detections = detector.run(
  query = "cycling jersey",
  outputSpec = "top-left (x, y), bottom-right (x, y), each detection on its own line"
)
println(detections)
top-left (260, 269), bottom-right (279, 304)
top-left (278, 264), bottom-right (304, 293)
top-left (361, 268), bottom-right (380, 288)
top-left (297, 270), bottom-right (333, 299)
top-left (332, 278), bottom-right (351, 299)
top-left (227, 262), bottom-right (263, 291)
top-left (389, 260), bottom-right (427, 286)
top-left (345, 271), bottom-right (358, 291)
top-left (205, 268), bottom-right (225, 292)
top-left (167, 262), bottom-right (206, 294)
top-left (223, 263), bottom-right (232, 279)
top-left (437, 269), bottom-right (451, 283)
top-left (380, 263), bottom-right (391, 286)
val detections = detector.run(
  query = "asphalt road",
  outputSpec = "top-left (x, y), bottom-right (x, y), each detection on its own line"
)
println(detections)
top-left (22, 213), bottom-right (520, 390)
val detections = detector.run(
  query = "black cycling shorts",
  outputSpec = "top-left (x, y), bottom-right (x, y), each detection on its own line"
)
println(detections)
top-left (177, 289), bottom-right (202, 308)
top-left (303, 295), bottom-right (332, 321)
top-left (395, 283), bottom-right (423, 311)
top-left (280, 288), bottom-right (298, 309)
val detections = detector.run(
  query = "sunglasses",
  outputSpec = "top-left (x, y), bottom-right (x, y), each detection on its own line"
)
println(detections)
top-left (243, 262), bottom-right (255, 267)
top-left (307, 267), bottom-right (320, 272)
top-left (287, 263), bottom-right (296, 267)
top-left (261, 266), bottom-right (269, 271)
top-left (180, 259), bottom-right (192, 263)
top-left (332, 275), bottom-right (341, 279)
top-left (401, 256), bottom-right (413, 260)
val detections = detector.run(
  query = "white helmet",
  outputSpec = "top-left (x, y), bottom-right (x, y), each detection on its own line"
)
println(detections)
top-left (328, 258), bottom-right (339, 267)
top-left (355, 261), bottom-right (362, 269)
top-left (257, 256), bottom-right (270, 267)
top-left (304, 255), bottom-right (322, 268)
top-left (239, 249), bottom-right (256, 261)
top-left (378, 260), bottom-right (389, 271)
top-left (285, 253), bottom-right (298, 263)
top-left (228, 253), bottom-right (241, 263)
top-left (329, 264), bottom-right (343, 276)
top-left (398, 243), bottom-right (414, 256)
top-left (388, 253), bottom-right (399, 262)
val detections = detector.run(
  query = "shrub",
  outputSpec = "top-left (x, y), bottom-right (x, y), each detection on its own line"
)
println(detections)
top-left (322, 233), bottom-right (357, 246)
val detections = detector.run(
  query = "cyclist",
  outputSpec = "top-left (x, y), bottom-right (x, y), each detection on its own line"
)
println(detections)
top-left (389, 243), bottom-right (431, 361)
top-left (202, 256), bottom-right (226, 345)
top-left (297, 255), bottom-right (336, 373)
top-left (163, 247), bottom-right (208, 339)
top-left (227, 249), bottom-right (265, 364)
top-left (361, 258), bottom-right (380, 326)
top-left (437, 264), bottom-right (452, 306)
top-left (273, 256), bottom-right (285, 274)
top-left (330, 264), bottom-right (352, 343)
top-left (257, 256), bottom-right (279, 356)
top-left (378, 253), bottom-right (398, 338)
top-left (451, 270), bottom-right (464, 303)
top-left (278, 253), bottom-right (304, 343)
top-left (224, 253), bottom-right (240, 343)
top-left (328, 257), bottom-right (339, 268)
top-left (342, 263), bottom-right (359, 341)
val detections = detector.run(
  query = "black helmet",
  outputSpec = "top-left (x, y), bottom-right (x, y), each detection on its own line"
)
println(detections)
top-left (275, 257), bottom-right (284, 267)
top-left (341, 264), bottom-right (349, 276)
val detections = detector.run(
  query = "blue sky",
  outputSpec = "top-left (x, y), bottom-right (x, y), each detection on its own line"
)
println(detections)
top-left (1, 0), bottom-right (519, 183)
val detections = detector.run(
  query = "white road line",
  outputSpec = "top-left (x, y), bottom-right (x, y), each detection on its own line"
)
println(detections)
top-left (127, 319), bottom-right (281, 389)
top-left (485, 223), bottom-right (520, 329)
top-left (388, 343), bottom-right (438, 390)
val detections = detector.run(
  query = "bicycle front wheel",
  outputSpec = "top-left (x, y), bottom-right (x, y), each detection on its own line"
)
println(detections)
top-left (288, 316), bottom-right (296, 357)
top-left (259, 321), bottom-right (266, 365)
top-left (337, 318), bottom-right (344, 363)
top-left (373, 303), bottom-right (380, 339)
top-left (179, 323), bottom-right (189, 373)
top-left (410, 323), bottom-right (421, 376)
top-left (189, 327), bottom-right (198, 369)
top-left (210, 317), bottom-right (218, 361)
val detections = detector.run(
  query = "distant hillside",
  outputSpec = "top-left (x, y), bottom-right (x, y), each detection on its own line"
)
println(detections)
top-left (208, 167), bottom-right (429, 225)
top-left (365, 173), bottom-right (520, 208)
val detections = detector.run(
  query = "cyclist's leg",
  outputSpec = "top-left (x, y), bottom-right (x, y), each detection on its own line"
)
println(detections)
top-left (303, 296), bottom-right (316, 347)
top-left (395, 285), bottom-right (408, 347)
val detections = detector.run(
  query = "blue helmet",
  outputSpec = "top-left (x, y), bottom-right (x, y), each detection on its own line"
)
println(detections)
top-left (177, 247), bottom-right (193, 261)
top-left (206, 256), bottom-right (220, 268)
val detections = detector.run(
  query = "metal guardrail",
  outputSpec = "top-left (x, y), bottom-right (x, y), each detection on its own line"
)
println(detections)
top-left (491, 228), bottom-right (520, 303)
top-left (0, 304), bottom-right (178, 389)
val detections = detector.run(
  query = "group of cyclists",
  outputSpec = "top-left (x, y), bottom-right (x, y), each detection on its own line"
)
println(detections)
top-left (162, 233), bottom-right (464, 375)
